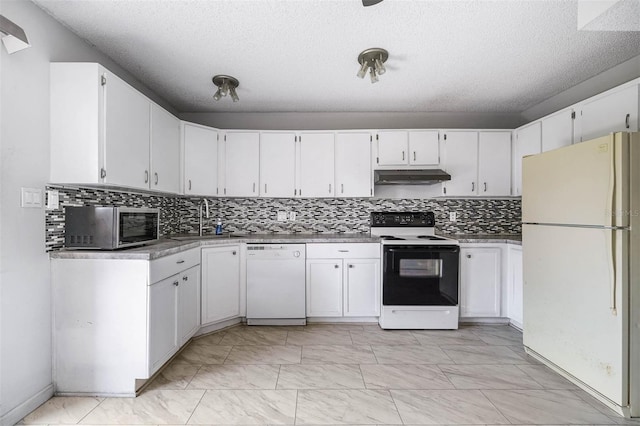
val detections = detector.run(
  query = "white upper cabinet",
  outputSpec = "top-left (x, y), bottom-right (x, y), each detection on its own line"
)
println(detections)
top-left (442, 131), bottom-right (478, 196)
top-left (260, 132), bottom-right (296, 198)
top-left (335, 132), bottom-right (373, 197)
top-left (512, 122), bottom-right (541, 196)
top-left (182, 123), bottom-right (218, 196)
top-left (540, 108), bottom-right (574, 152)
top-left (223, 132), bottom-right (260, 197)
top-left (150, 104), bottom-right (180, 193)
top-left (50, 63), bottom-right (181, 193)
top-left (478, 131), bottom-right (511, 196)
top-left (376, 131), bottom-right (408, 166)
top-left (376, 130), bottom-right (439, 167)
top-left (409, 130), bottom-right (440, 166)
top-left (298, 132), bottom-right (335, 198)
top-left (579, 84), bottom-right (639, 142)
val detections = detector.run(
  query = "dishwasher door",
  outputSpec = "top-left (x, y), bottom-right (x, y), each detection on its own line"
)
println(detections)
top-left (246, 244), bottom-right (306, 325)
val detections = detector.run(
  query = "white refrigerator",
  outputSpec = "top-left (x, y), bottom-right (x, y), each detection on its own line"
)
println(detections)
top-left (522, 132), bottom-right (640, 418)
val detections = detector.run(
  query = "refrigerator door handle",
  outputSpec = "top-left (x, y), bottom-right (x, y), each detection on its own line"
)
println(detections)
top-left (606, 229), bottom-right (617, 316)
top-left (607, 138), bottom-right (615, 228)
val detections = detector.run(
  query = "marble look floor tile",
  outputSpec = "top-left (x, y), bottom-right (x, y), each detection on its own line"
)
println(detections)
top-left (187, 389), bottom-right (297, 424)
top-left (572, 389), bottom-right (629, 420)
top-left (22, 397), bottom-right (103, 424)
top-left (306, 323), bottom-right (367, 332)
top-left (301, 345), bottom-right (377, 364)
top-left (219, 328), bottom-right (288, 346)
top-left (506, 345), bottom-right (544, 364)
top-left (441, 345), bottom-right (528, 364)
top-left (172, 344), bottom-right (232, 365)
top-left (371, 345), bottom-right (454, 364)
top-left (187, 364), bottom-right (280, 389)
top-left (80, 390), bottom-right (204, 424)
top-left (277, 364), bottom-right (365, 389)
top-left (411, 329), bottom-right (487, 346)
top-left (147, 363), bottom-right (201, 390)
top-left (360, 364), bottom-right (454, 390)
top-left (483, 389), bottom-right (616, 424)
top-left (470, 325), bottom-right (523, 346)
top-left (517, 364), bottom-right (580, 389)
top-left (349, 330), bottom-right (419, 345)
top-left (224, 345), bottom-right (301, 364)
top-left (440, 364), bottom-right (543, 389)
top-left (286, 330), bottom-right (353, 345)
top-left (391, 389), bottom-right (510, 424)
top-left (296, 389), bottom-right (402, 425)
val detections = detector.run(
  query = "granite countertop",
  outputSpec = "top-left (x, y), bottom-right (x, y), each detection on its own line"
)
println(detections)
top-left (50, 233), bottom-right (522, 260)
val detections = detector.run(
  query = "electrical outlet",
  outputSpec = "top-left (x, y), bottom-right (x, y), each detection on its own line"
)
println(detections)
top-left (288, 211), bottom-right (296, 221)
top-left (449, 212), bottom-right (457, 222)
top-left (276, 211), bottom-right (287, 221)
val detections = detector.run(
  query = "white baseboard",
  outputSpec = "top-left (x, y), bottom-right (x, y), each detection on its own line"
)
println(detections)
top-left (1, 384), bottom-right (53, 426)
top-left (459, 317), bottom-right (511, 325)
top-left (194, 317), bottom-right (242, 336)
top-left (307, 317), bottom-right (379, 324)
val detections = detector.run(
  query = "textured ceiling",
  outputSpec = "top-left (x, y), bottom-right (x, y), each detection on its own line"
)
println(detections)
top-left (33, 0), bottom-right (640, 113)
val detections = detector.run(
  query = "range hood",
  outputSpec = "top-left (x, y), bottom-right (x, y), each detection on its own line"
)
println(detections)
top-left (374, 169), bottom-right (451, 185)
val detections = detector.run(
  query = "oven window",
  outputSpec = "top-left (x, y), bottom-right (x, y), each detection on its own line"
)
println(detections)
top-left (383, 245), bottom-right (459, 306)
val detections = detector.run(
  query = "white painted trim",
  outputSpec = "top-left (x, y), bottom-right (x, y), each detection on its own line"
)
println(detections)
top-left (306, 317), bottom-right (379, 324)
top-left (194, 317), bottom-right (242, 336)
top-left (1, 384), bottom-right (53, 426)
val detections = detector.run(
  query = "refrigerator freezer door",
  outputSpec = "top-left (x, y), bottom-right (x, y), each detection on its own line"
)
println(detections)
top-left (522, 133), bottom-right (629, 227)
top-left (523, 224), bottom-right (629, 407)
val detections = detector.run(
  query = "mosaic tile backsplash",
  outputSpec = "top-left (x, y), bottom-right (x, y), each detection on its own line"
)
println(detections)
top-left (45, 186), bottom-right (521, 251)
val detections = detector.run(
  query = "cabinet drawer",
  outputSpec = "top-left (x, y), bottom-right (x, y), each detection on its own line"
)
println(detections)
top-left (306, 243), bottom-right (380, 259)
top-left (150, 248), bottom-right (200, 284)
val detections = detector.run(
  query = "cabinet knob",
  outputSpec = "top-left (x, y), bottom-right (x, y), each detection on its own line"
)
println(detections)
top-left (348, 264), bottom-right (354, 268)
top-left (173, 281), bottom-right (179, 286)
top-left (182, 276), bottom-right (188, 281)
top-left (466, 254), bottom-right (471, 258)
top-left (232, 251), bottom-right (237, 255)
top-left (334, 264), bottom-right (339, 269)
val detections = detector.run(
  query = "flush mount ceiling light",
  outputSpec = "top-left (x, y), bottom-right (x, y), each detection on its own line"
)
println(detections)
top-left (356, 48), bottom-right (388, 83)
top-left (0, 15), bottom-right (31, 54)
top-left (212, 75), bottom-right (239, 102)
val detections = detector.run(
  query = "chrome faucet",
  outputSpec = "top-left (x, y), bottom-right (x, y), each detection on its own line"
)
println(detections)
top-left (199, 199), bottom-right (210, 236)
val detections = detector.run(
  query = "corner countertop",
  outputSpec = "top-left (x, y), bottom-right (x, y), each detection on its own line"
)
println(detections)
top-left (449, 234), bottom-right (522, 245)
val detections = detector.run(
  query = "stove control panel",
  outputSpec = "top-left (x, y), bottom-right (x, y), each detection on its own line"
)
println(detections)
top-left (370, 212), bottom-right (435, 227)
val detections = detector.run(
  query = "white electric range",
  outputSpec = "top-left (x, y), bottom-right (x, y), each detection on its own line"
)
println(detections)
top-left (371, 212), bottom-right (461, 329)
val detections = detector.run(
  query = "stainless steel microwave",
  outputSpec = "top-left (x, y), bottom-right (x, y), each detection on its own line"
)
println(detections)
top-left (65, 206), bottom-right (159, 250)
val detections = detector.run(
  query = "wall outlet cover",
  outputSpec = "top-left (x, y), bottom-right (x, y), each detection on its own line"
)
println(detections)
top-left (276, 211), bottom-right (287, 221)
top-left (288, 211), bottom-right (296, 221)
top-left (449, 211), bottom-right (457, 222)
top-left (46, 190), bottom-right (60, 209)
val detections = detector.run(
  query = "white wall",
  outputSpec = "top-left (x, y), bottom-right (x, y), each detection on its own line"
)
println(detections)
top-left (0, 2), bottom-right (173, 424)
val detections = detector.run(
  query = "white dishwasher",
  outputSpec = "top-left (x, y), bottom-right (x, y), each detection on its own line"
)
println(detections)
top-left (246, 244), bottom-right (306, 325)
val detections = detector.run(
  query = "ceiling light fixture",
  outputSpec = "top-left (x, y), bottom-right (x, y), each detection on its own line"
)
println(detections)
top-left (0, 15), bottom-right (30, 54)
top-left (212, 75), bottom-right (239, 102)
top-left (356, 48), bottom-right (388, 84)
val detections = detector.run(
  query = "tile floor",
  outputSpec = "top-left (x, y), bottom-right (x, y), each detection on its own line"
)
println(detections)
top-left (21, 324), bottom-right (640, 425)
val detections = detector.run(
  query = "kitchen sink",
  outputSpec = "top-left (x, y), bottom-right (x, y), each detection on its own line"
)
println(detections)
top-left (170, 234), bottom-right (247, 241)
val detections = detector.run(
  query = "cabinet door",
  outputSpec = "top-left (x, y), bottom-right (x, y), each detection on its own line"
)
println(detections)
top-left (335, 132), bottom-right (372, 197)
top-left (151, 104), bottom-right (180, 193)
top-left (460, 247), bottom-right (501, 318)
top-left (183, 123), bottom-right (218, 196)
top-left (541, 109), bottom-right (574, 152)
top-left (201, 246), bottom-right (241, 324)
top-left (260, 132), bottom-right (296, 198)
top-left (299, 132), bottom-right (335, 198)
top-left (177, 266), bottom-right (200, 346)
top-left (580, 84), bottom-right (638, 142)
top-left (442, 131), bottom-right (478, 196)
top-left (377, 131), bottom-right (408, 166)
top-left (148, 275), bottom-right (178, 374)
top-left (513, 122), bottom-right (541, 196)
top-left (478, 131), bottom-right (511, 196)
top-left (344, 258), bottom-right (380, 317)
top-left (507, 246), bottom-right (523, 327)
top-left (224, 132), bottom-right (260, 197)
top-left (306, 259), bottom-right (343, 317)
top-left (409, 130), bottom-right (440, 165)
top-left (104, 71), bottom-right (151, 190)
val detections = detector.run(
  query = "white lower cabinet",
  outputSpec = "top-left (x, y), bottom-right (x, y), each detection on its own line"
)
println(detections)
top-left (51, 248), bottom-right (200, 396)
top-left (306, 243), bottom-right (380, 318)
top-left (460, 246), bottom-right (501, 318)
top-left (201, 245), bottom-right (242, 325)
top-left (506, 245), bottom-right (523, 328)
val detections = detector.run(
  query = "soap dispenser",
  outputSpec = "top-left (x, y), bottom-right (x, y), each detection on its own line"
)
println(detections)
top-left (215, 218), bottom-right (223, 235)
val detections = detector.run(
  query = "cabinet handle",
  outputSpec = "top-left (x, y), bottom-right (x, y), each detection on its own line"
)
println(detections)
top-left (154, 173), bottom-right (158, 185)
top-left (626, 113), bottom-right (631, 129)
top-left (182, 276), bottom-right (188, 281)
top-left (338, 249), bottom-right (349, 252)
top-left (329, 183), bottom-right (332, 193)
top-left (402, 151), bottom-right (405, 161)
top-left (413, 151), bottom-right (416, 162)
top-left (252, 182), bottom-right (256, 193)
top-left (188, 180), bottom-right (192, 191)
top-left (334, 264), bottom-right (339, 269)
top-left (144, 170), bottom-right (149, 183)
top-left (471, 182), bottom-right (475, 192)
top-left (173, 281), bottom-right (179, 286)
top-left (176, 260), bottom-right (185, 264)
top-left (484, 182), bottom-right (487, 192)
top-left (100, 168), bottom-right (107, 179)
top-left (232, 251), bottom-right (237, 255)
top-left (294, 189), bottom-right (297, 196)
top-left (348, 264), bottom-right (354, 268)
top-left (341, 183), bottom-right (344, 194)
top-left (264, 183), bottom-right (267, 193)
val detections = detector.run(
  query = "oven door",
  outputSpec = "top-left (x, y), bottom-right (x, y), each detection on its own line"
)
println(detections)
top-left (383, 245), bottom-right (459, 306)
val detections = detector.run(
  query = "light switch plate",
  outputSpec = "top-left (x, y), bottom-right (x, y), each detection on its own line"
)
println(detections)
top-left (449, 211), bottom-right (457, 222)
top-left (21, 187), bottom-right (43, 208)
top-left (46, 190), bottom-right (59, 209)
top-left (277, 211), bottom-right (287, 222)
top-left (288, 211), bottom-right (296, 221)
